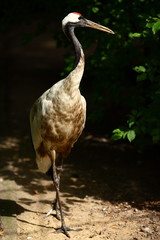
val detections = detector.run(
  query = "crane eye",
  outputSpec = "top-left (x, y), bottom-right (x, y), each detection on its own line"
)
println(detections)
top-left (78, 16), bottom-right (84, 21)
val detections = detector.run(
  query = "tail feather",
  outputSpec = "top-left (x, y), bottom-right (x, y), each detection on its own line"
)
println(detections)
top-left (36, 154), bottom-right (52, 173)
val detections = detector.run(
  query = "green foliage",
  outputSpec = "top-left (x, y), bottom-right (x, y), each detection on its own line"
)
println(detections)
top-left (134, 66), bottom-right (146, 73)
top-left (146, 16), bottom-right (160, 34)
top-left (112, 128), bottom-right (136, 142)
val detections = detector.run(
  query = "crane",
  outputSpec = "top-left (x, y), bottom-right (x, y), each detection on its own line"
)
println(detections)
top-left (30, 12), bottom-right (114, 238)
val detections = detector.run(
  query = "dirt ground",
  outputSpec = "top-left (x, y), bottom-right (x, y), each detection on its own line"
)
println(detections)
top-left (0, 26), bottom-right (160, 240)
top-left (0, 134), bottom-right (160, 240)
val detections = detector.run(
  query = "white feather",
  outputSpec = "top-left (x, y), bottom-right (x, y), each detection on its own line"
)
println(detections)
top-left (62, 12), bottom-right (81, 27)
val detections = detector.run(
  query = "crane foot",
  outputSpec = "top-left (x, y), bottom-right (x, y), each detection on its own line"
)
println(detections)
top-left (54, 225), bottom-right (82, 238)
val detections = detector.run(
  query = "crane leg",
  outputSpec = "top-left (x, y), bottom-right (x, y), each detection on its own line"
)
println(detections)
top-left (54, 156), bottom-right (64, 220)
top-left (45, 155), bottom-right (70, 220)
top-left (48, 150), bottom-right (81, 238)
top-left (54, 156), bottom-right (71, 219)
top-left (48, 150), bottom-right (70, 238)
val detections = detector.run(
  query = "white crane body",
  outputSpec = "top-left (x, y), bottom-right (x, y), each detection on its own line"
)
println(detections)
top-left (30, 51), bottom-right (86, 173)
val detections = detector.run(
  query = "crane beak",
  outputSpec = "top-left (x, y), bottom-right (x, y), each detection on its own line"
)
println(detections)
top-left (85, 19), bottom-right (114, 34)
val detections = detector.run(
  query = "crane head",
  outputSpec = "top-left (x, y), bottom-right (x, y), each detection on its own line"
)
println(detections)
top-left (62, 12), bottom-right (114, 35)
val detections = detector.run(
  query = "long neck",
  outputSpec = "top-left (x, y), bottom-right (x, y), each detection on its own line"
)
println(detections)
top-left (66, 25), bottom-right (84, 67)
top-left (63, 25), bottom-right (85, 93)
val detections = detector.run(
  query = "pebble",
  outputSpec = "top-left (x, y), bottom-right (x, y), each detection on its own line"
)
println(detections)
top-left (134, 208), bottom-right (138, 212)
top-left (140, 226), bottom-right (152, 233)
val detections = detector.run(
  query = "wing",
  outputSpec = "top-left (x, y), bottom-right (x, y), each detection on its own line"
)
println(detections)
top-left (30, 96), bottom-right (53, 172)
top-left (30, 80), bottom-right (86, 172)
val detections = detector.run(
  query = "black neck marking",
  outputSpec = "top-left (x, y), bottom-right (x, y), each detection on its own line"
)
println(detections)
top-left (64, 23), bottom-right (83, 67)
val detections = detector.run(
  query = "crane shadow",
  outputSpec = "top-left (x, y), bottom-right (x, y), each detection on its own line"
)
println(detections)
top-left (0, 199), bottom-right (37, 217)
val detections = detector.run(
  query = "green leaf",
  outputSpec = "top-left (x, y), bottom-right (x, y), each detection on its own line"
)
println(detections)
top-left (122, 132), bottom-right (128, 139)
top-left (152, 20), bottom-right (160, 34)
top-left (146, 22), bottom-right (154, 29)
top-left (134, 66), bottom-right (146, 73)
top-left (112, 129), bottom-right (123, 135)
top-left (92, 7), bottom-right (99, 13)
top-left (129, 32), bottom-right (141, 38)
top-left (112, 129), bottom-right (124, 140)
top-left (127, 130), bottom-right (136, 142)
top-left (128, 121), bottom-right (135, 128)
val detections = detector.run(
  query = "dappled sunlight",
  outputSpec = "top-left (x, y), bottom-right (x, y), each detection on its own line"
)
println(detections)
top-left (0, 137), bottom-right (20, 150)
top-left (0, 134), bottom-right (160, 213)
